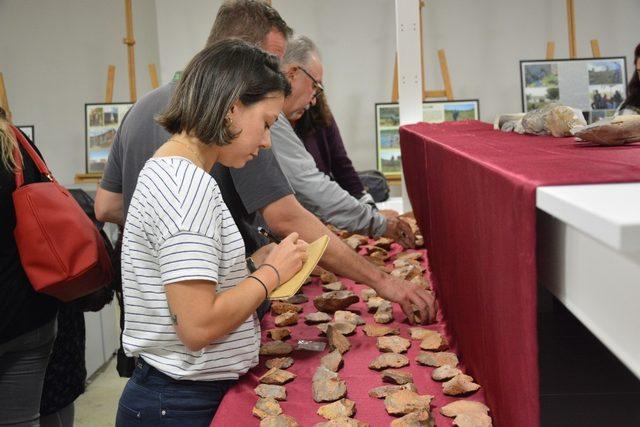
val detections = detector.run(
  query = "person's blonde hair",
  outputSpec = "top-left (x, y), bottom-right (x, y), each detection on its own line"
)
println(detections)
top-left (0, 114), bottom-right (17, 172)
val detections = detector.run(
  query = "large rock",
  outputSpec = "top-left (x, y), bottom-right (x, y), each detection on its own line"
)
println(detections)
top-left (344, 234), bottom-right (368, 250)
top-left (381, 369), bottom-right (413, 385)
top-left (368, 383), bottom-right (417, 399)
top-left (377, 336), bottom-right (411, 353)
top-left (383, 389), bottom-right (433, 415)
top-left (390, 410), bottom-right (435, 427)
top-left (416, 351), bottom-right (459, 367)
top-left (274, 311), bottom-right (298, 327)
top-left (317, 398), bottom-right (356, 420)
top-left (284, 294), bottom-right (308, 305)
top-left (260, 414), bottom-right (300, 427)
top-left (334, 311), bottom-right (365, 326)
top-left (453, 413), bottom-right (493, 427)
top-left (323, 281), bottom-right (346, 292)
top-left (314, 291), bottom-right (359, 313)
top-left (374, 300), bottom-right (394, 324)
top-left (327, 324), bottom-right (351, 354)
top-left (265, 357), bottom-right (294, 370)
top-left (259, 367), bottom-right (296, 385)
top-left (393, 258), bottom-right (423, 270)
top-left (320, 270), bottom-right (338, 284)
top-left (255, 384), bottom-right (287, 401)
top-left (321, 349), bottom-right (343, 372)
top-left (305, 312), bottom-right (333, 324)
top-left (266, 328), bottom-right (291, 341)
top-left (271, 301), bottom-right (303, 316)
top-left (395, 251), bottom-right (423, 261)
top-left (419, 332), bottom-right (448, 351)
top-left (312, 366), bottom-right (347, 403)
top-left (314, 417), bottom-right (369, 427)
top-left (369, 353), bottom-right (409, 370)
top-left (363, 324), bottom-right (400, 337)
top-left (391, 265), bottom-right (422, 282)
top-left (260, 340), bottom-right (293, 356)
top-left (443, 374), bottom-right (481, 396)
top-left (252, 397), bottom-right (283, 419)
top-left (373, 237), bottom-right (395, 250)
top-left (366, 296), bottom-right (386, 312)
top-left (440, 400), bottom-right (490, 418)
top-left (360, 289), bottom-right (378, 302)
top-left (317, 322), bottom-right (356, 336)
top-left (431, 365), bottom-right (462, 381)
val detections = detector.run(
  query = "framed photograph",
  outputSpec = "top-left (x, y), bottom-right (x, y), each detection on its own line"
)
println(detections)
top-left (520, 57), bottom-right (627, 123)
top-left (16, 125), bottom-right (34, 143)
top-left (85, 102), bottom-right (133, 173)
top-left (375, 100), bottom-right (480, 177)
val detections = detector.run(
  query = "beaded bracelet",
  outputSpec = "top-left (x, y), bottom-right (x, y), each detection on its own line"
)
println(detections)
top-left (247, 275), bottom-right (268, 299)
top-left (260, 263), bottom-right (281, 287)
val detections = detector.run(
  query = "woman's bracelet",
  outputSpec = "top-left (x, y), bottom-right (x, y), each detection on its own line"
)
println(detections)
top-left (247, 275), bottom-right (269, 299)
top-left (260, 263), bottom-right (281, 287)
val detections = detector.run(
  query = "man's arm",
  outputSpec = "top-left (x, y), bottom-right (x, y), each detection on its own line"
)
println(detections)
top-left (270, 115), bottom-right (387, 237)
top-left (261, 195), bottom-right (436, 324)
top-left (95, 187), bottom-right (124, 225)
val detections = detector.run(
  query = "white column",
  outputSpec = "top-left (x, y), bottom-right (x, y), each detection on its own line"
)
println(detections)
top-left (394, 0), bottom-right (423, 212)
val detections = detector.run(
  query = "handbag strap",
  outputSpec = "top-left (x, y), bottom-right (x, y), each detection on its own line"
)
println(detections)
top-left (11, 125), bottom-right (53, 188)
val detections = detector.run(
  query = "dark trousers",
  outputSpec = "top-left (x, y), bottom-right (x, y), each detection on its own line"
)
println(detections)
top-left (116, 358), bottom-right (236, 427)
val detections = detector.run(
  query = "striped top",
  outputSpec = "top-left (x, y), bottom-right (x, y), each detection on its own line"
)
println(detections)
top-left (121, 156), bottom-right (259, 381)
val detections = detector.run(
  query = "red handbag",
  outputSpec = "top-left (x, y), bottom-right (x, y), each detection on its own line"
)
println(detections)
top-left (11, 126), bottom-right (113, 302)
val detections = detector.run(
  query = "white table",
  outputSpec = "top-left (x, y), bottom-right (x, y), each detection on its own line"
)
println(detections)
top-left (536, 182), bottom-right (640, 379)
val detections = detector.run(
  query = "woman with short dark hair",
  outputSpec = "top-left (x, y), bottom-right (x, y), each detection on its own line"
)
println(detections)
top-left (116, 39), bottom-right (307, 426)
top-left (616, 43), bottom-right (640, 116)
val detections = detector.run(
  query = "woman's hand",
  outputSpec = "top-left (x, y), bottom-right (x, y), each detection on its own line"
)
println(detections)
top-left (262, 232), bottom-right (308, 288)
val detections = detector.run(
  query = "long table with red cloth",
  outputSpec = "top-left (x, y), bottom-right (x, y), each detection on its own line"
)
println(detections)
top-left (212, 245), bottom-right (488, 426)
top-left (399, 120), bottom-right (640, 427)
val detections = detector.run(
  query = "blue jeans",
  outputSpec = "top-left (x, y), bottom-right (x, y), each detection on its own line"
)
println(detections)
top-left (0, 319), bottom-right (56, 426)
top-left (116, 358), bottom-right (236, 427)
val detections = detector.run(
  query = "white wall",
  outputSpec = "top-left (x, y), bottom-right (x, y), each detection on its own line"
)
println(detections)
top-left (153, 0), bottom-right (640, 172)
top-left (3, 1), bottom-right (638, 181)
top-left (0, 0), bottom-right (160, 187)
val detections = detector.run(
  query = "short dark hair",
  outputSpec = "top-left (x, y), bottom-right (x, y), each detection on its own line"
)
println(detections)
top-left (156, 39), bottom-right (291, 146)
top-left (206, 0), bottom-right (293, 48)
top-left (621, 43), bottom-right (640, 110)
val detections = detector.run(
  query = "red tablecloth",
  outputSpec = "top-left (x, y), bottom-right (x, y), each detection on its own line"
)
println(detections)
top-left (212, 246), bottom-right (488, 426)
top-left (399, 120), bottom-right (640, 427)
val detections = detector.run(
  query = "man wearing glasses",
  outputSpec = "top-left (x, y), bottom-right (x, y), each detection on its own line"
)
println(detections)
top-left (269, 34), bottom-right (414, 246)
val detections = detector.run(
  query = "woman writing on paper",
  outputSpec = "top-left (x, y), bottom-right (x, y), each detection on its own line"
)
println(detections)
top-left (116, 39), bottom-right (307, 426)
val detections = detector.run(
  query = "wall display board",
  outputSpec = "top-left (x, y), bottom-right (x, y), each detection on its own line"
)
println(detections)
top-left (85, 102), bottom-right (133, 173)
top-left (375, 100), bottom-right (480, 177)
top-left (520, 57), bottom-right (627, 123)
top-left (17, 125), bottom-right (34, 143)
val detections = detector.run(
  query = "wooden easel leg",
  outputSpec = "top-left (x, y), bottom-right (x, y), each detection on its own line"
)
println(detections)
top-left (105, 65), bottom-right (116, 104)
top-left (566, 0), bottom-right (577, 58)
top-left (438, 49), bottom-right (453, 100)
top-left (148, 64), bottom-right (159, 89)
top-left (546, 42), bottom-right (556, 60)
top-left (0, 72), bottom-right (11, 121)
top-left (590, 39), bottom-right (601, 58)
top-left (392, 54), bottom-right (399, 103)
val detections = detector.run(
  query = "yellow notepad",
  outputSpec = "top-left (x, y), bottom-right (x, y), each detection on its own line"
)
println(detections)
top-left (268, 235), bottom-right (329, 300)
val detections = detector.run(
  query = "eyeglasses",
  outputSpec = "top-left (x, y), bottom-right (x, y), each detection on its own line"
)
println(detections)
top-left (296, 66), bottom-right (324, 97)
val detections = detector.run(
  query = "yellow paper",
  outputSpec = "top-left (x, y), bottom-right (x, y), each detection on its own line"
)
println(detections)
top-left (269, 235), bottom-right (329, 300)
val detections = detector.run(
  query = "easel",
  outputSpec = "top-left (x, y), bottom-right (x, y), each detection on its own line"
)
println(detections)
top-left (0, 72), bottom-right (11, 121)
top-left (75, 0), bottom-right (160, 184)
top-left (545, 0), bottom-right (602, 60)
top-left (391, 1), bottom-right (453, 103)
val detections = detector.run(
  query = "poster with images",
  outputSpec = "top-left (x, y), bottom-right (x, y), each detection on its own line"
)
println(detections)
top-left (520, 57), bottom-right (627, 123)
top-left (375, 100), bottom-right (480, 177)
top-left (85, 102), bottom-right (133, 173)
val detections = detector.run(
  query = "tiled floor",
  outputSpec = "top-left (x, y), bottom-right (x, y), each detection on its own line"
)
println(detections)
top-left (74, 357), bottom-right (127, 426)
top-left (538, 287), bottom-right (640, 426)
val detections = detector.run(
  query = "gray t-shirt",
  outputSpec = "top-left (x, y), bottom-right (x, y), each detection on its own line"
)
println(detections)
top-left (100, 82), bottom-right (293, 254)
top-left (270, 113), bottom-right (387, 237)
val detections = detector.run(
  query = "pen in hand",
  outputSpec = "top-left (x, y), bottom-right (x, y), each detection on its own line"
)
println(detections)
top-left (257, 226), bottom-right (282, 244)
